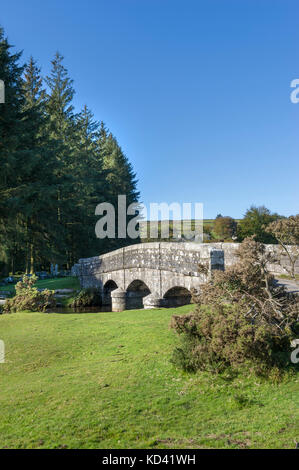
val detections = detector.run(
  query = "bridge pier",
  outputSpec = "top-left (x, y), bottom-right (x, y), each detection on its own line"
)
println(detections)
top-left (76, 243), bottom-right (231, 312)
top-left (111, 288), bottom-right (126, 312)
top-left (143, 293), bottom-right (164, 309)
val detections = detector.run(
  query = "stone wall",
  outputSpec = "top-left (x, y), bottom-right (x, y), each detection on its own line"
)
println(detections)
top-left (74, 241), bottom-right (298, 311)
top-left (77, 242), bottom-right (224, 296)
top-left (205, 242), bottom-right (299, 275)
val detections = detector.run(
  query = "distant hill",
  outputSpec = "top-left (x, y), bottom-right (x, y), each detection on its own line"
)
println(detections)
top-left (139, 219), bottom-right (241, 242)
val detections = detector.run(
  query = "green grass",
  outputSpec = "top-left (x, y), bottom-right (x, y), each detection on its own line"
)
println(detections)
top-left (0, 276), bottom-right (80, 295)
top-left (35, 276), bottom-right (80, 291)
top-left (0, 306), bottom-right (298, 449)
top-left (277, 274), bottom-right (299, 281)
top-left (140, 219), bottom-right (241, 241)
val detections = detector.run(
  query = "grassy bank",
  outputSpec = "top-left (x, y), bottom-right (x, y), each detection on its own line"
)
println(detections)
top-left (0, 306), bottom-right (298, 449)
top-left (277, 274), bottom-right (299, 281)
top-left (0, 276), bottom-right (80, 296)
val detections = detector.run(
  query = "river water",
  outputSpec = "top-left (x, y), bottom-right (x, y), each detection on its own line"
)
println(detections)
top-left (46, 306), bottom-right (112, 314)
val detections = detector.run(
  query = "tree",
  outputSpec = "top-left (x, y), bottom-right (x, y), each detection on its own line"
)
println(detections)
top-left (45, 52), bottom-right (77, 267)
top-left (0, 26), bottom-right (25, 274)
top-left (97, 127), bottom-right (140, 252)
top-left (67, 106), bottom-right (108, 262)
top-left (237, 206), bottom-right (280, 243)
top-left (213, 216), bottom-right (237, 240)
top-left (21, 57), bottom-right (61, 273)
top-left (45, 51), bottom-right (75, 139)
top-left (0, 27), bottom-right (141, 274)
top-left (266, 215), bottom-right (299, 278)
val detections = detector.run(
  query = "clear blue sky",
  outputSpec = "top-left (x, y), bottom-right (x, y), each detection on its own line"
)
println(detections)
top-left (2, 0), bottom-right (299, 218)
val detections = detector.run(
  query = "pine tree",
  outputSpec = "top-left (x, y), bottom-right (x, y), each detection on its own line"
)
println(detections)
top-left (97, 128), bottom-right (140, 251)
top-left (67, 106), bottom-right (108, 262)
top-left (0, 26), bottom-right (25, 274)
top-left (45, 52), bottom-right (76, 267)
top-left (45, 51), bottom-right (74, 139)
top-left (21, 57), bottom-right (62, 273)
top-left (0, 30), bottom-right (141, 274)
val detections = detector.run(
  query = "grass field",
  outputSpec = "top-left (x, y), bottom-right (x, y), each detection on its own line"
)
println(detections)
top-left (0, 306), bottom-right (298, 449)
top-left (0, 276), bottom-right (80, 295)
top-left (140, 218), bottom-right (241, 241)
top-left (277, 274), bottom-right (299, 281)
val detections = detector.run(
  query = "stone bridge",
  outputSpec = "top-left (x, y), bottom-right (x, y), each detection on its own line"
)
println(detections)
top-left (74, 241), bottom-right (299, 311)
top-left (75, 242), bottom-right (225, 311)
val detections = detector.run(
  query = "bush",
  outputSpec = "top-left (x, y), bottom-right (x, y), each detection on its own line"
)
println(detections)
top-left (70, 288), bottom-right (101, 308)
top-left (237, 205), bottom-right (280, 243)
top-left (171, 238), bottom-right (299, 377)
top-left (213, 216), bottom-right (237, 240)
top-left (265, 214), bottom-right (299, 279)
top-left (3, 275), bottom-right (56, 313)
top-left (171, 304), bottom-right (293, 375)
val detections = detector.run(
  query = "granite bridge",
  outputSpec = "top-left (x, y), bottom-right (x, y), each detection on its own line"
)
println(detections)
top-left (74, 242), bottom-right (227, 311)
top-left (74, 241), bottom-right (299, 311)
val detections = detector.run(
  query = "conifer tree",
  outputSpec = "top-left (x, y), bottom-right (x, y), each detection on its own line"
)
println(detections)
top-left (97, 129), bottom-right (140, 251)
top-left (21, 57), bottom-right (61, 272)
top-left (67, 106), bottom-right (108, 262)
top-left (45, 52), bottom-right (76, 267)
top-left (0, 28), bottom-right (141, 274)
top-left (0, 27), bottom-right (25, 274)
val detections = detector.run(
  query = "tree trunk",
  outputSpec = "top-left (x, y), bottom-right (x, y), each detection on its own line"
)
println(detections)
top-left (30, 243), bottom-right (34, 274)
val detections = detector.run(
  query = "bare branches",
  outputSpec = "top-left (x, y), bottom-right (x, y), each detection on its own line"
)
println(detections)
top-left (266, 215), bottom-right (299, 278)
top-left (198, 237), bottom-right (299, 333)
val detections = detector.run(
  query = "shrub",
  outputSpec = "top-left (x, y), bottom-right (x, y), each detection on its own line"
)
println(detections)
top-left (237, 205), bottom-right (280, 243)
top-left (171, 238), bottom-right (299, 377)
top-left (213, 216), bottom-right (237, 240)
top-left (265, 214), bottom-right (299, 278)
top-left (3, 275), bottom-right (56, 313)
top-left (70, 288), bottom-right (101, 308)
top-left (171, 304), bottom-right (294, 375)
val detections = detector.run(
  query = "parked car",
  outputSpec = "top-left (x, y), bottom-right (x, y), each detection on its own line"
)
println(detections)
top-left (36, 271), bottom-right (50, 280)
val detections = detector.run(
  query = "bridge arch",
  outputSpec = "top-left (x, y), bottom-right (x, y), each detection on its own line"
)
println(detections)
top-left (77, 242), bottom-right (226, 311)
top-left (163, 286), bottom-right (192, 307)
top-left (126, 280), bottom-right (151, 310)
top-left (103, 279), bottom-right (118, 306)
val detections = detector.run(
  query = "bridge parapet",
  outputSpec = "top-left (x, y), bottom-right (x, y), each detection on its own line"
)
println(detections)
top-left (75, 241), bottom-right (298, 311)
top-left (77, 242), bottom-right (225, 310)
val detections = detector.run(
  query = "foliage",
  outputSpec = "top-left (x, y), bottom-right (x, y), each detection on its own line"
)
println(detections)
top-left (0, 26), bottom-right (25, 276)
top-left (237, 206), bottom-right (280, 243)
top-left (265, 215), bottom-right (299, 278)
top-left (171, 238), bottom-right (299, 376)
top-left (3, 274), bottom-right (56, 312)
top-left (213, 216), bottom-right (237, 240)
top-left (70, 288), bottom-right (101, 308)
top-left (0, 275), bottom-right (80, 296)
top-left (0, 26), bottom-right (139, 276)
top-left (171, 305), bottom-right (287, 375)
top-left (21, 57), bottom-right (61, 274)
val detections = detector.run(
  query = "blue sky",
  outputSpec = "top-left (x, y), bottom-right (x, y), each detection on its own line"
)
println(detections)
top-left (1, 0), bottom-right (299, 218)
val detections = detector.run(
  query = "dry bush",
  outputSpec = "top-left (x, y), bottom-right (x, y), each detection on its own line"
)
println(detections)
top-left (265, 214), bottom-right (299, 278)
top-left (171, 238), bottom-right (299, 376)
